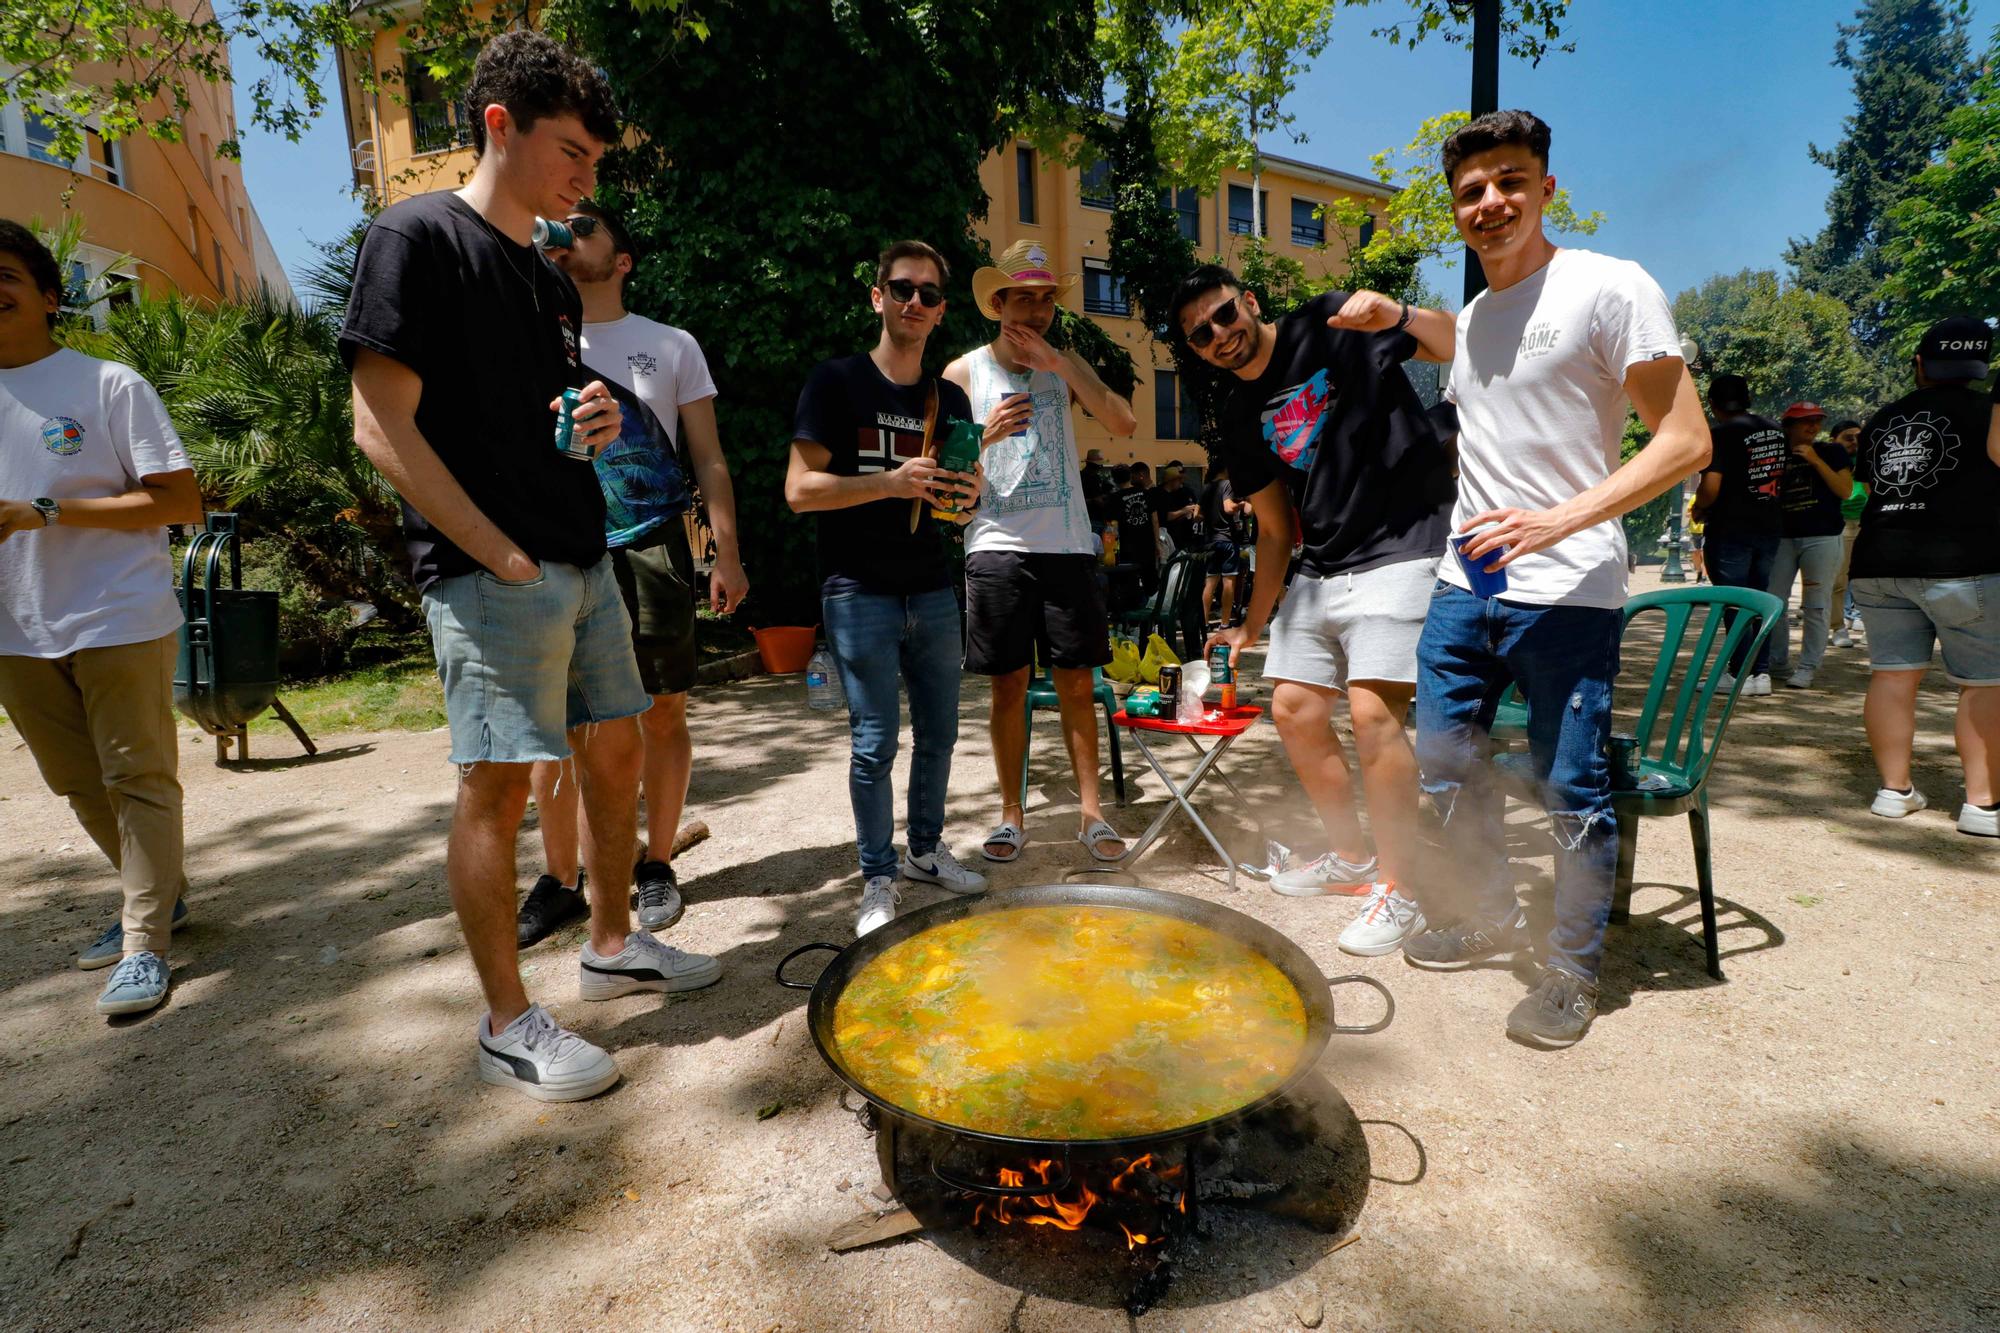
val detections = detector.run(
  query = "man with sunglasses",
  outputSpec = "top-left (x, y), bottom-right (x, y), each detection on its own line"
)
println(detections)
top-left (1174, 265), bottom-right (1454, 964)
top-left (515, 198), bottom-right (750, 948)
top-left (944, 239), bottom-right (1138, 867)
top-left (787, 241), bottom-right (989, 936)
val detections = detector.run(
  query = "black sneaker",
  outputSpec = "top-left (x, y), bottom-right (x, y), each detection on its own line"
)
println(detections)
top-left (631, 858), bottom-right (683, 932)
top-left (518, 873), bottom-right (589, 948)
top-left (1506, 966), bottom-right (1598, 1048)
top-left (1401, 909), bottom-right (1526, 969)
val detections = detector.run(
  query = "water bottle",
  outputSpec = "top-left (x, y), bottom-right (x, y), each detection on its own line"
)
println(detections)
top-left (807, 643), bottom-right (843, 711)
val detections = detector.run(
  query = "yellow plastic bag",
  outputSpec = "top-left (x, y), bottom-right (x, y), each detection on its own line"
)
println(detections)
top-left (1105, 635), bottom-right (1142, 684)
top-left (1138, 632), bottom-right (1180, 684)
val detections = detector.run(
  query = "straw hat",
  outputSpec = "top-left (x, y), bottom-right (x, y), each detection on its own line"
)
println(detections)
top-left (972, 240), bottom-right (1078, 320)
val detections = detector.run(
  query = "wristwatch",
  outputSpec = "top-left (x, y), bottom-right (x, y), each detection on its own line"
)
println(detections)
top-left (30, 498), bottom-right (60, 526)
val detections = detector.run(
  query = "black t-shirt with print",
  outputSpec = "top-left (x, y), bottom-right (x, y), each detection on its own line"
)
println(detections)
top-left (1700, 414), bottom-right (1786, 538)
top-left (1150, 483), bottom-right (1201, 550)
top-left (1850, 385), bottom-right (2000, 579)
top-left (339, 191), bottom-right (602, 590)
top-left (1113, 486), bottom-right (1156, 568)
top-left (791, 353), bottom-right (971, 595)
top-left (1219, 291), bottom-right (1452, 578)
top-left (1778, 440), bottom-right (1852, 538)
top-left (1199, 478), bottom-right (1232, 544)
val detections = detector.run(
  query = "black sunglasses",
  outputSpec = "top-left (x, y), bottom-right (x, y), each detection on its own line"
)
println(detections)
top-left (561, 216), bottom-right (602, 237)
top-left (1185, 295), bottom-right (1243, 350)
top-left (884, 277), bottom-right (945, 308)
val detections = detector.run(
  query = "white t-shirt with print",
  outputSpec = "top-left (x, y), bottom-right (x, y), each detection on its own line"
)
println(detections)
top-left (0, 348), bottom-right (192, 657)
top-left (579, 312), bottom-right (717, 445)
top-left (959, 346), bottom-right (1097, 557)
top-left (1444, 248), bottom-right (1682, 609)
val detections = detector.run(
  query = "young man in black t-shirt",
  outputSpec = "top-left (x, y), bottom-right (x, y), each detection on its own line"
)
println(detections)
top-left (1766, 402), bottom-right (1851, 689)
top-left (1848, 317), bottom-right (2000, 837)
top-left (342, 33), bottom-right (720, 1103)
top-left (1694, 373), bottom-right (1786, 693)
top-left (1150, 462), bottom-right (1201, 554)
top-left (1114, 461), bottom-right (1160, 590)
top-left (787, 240), bottom-right (988, 936)
top-left (1174, 263), bottom-right (1455, 955)
top-left (1199, 463), bottom-right (1246, 626)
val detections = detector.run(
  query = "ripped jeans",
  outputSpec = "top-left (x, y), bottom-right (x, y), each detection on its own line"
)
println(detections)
top-left (1413, 583), bottom-right (1622, 982)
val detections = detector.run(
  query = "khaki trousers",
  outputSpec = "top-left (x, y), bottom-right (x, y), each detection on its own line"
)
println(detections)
top-left (0, 633), bottom-right (187, 955)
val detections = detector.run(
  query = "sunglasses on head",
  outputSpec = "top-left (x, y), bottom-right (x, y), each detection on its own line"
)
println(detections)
top-left (561, 216), bottom-right (602, 237)
top-left (1184, 295), bottom-right (1243, 350)
top-left (884, 277), bottom-right (945, 308)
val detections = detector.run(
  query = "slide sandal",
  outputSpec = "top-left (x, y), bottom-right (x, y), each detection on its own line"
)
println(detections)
top-left (981, 822), bottom-right (1026, 863)
top-left (1077, 819), bottom-right (1128, 863)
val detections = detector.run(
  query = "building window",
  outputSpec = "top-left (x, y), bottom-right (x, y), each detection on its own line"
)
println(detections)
top-left (1291, 197), bottom-right (1325, 247)
top-left (407, 57), bottom-right (474, 154)
top-left (1016, 145), bottom-right (1037, 225)
top-left (23, 110), bottom-right (66, 166)
top-left (82, 130), bottom-right (121, 187)
top-left (1079, 158), bottom-right (1115, 210)
top-left (1359, 214), bottom-right (1376, 249)
top-left (1157, 186), bottom-right (1200, 243)
top-left (1227, 184), bottom-right (1269, 237)
top-left (1081, 258), bottom-right (1129, 317)
top-left (200, 134), bottom-right (213, 184)
top-left (213, 239), bottom-right (224, 286)
top-left (1153, 370), bottom-right (1201, 441)
top-left (237, 206), bottom-right (248, 244)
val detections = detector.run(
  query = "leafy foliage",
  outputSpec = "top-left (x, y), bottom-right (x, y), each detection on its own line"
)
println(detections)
top-left (1672, 270), bottom-right (1884, 420)
top-left (1369, 0), bottom-right (1577, 64)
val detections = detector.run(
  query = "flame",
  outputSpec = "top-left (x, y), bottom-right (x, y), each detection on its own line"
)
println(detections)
top-left (963, 1155), bottom-right (1174, 1241)
top-left (1118, 1223), bottom-right (1151, 1249)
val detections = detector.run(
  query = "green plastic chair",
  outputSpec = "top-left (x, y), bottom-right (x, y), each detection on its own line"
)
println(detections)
top-left (1019, 665), bottom-right (1125, 808)
top-left (1112, 548), bottom-right (1209, 660)
top-left (1492, 585), bottom-right (1784, 981)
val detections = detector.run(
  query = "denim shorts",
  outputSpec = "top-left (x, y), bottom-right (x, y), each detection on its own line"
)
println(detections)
top-left (422, 558), bottom-right (652, 765)
top-left (1851, 574), bottom-right (2000, 686)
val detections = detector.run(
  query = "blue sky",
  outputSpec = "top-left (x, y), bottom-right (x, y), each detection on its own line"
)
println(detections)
top-left (232, 1), bottom-right (2000, 308)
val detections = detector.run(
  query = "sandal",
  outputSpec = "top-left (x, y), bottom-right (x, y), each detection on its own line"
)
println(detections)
top-left (1077, 818), bottom-right (1127, 863)
top-left (981, 822), bottom-right (1026, 863)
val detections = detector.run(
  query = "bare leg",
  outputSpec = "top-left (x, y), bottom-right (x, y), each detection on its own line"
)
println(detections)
top-left (1052, 666), bottom-right (1120, 853)
top-left (1347, 680), bottom-right (1419, 885)
top-left (639, 692), bottom-right (692, 862)
top-left (529, 758), bottom-right (581, 887)
top-left (988, 668), bottom-right (1030, 845)
top-left (1956, 685), bottom-right (2000, 807)
top-left (1202, 575), bottom-right (1220, 623)
top-left (448, 761), bottom-right (535, 1028)
top-left (1864, 669), bottom-right (1925, 792)
top-left (572, 717), bottom-right (643, 956)
top-left (1270, 681), bottom-right (1367, 860)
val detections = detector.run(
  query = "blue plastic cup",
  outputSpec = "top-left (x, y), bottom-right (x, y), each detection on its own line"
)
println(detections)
top-left (1001, 391), bottom-right (1031, 437)
top-left (1450, 523), bottom-right (1508, 598)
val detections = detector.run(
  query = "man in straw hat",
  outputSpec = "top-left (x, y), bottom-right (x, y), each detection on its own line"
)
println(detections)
top-left (945, 239), bottom-right (1137, 866)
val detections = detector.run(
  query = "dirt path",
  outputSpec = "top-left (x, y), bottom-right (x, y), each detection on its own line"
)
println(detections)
top-left (4, 570), bottom-right (1997, 1330)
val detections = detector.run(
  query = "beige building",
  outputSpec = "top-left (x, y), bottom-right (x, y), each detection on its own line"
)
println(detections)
top-left (2, 52), bottom-right (290, 314)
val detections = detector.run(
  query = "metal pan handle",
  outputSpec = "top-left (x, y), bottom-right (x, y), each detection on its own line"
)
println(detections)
top-left (932, 1146), bottom-right (1073, 1198)
top-left (774, 942), bottom-right (842, 989)
top-left (1324, 973), bottom-right (1395, 1035)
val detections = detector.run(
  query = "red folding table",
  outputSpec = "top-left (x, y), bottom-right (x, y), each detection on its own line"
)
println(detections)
top-left (1112, 704), bottom-right (1263, 891)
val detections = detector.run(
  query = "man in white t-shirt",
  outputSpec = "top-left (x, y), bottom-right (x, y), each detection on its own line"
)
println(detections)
top-left (944, 240), bottom-right (1138, 867)
top-left (0, 219), bottom-right (205, 1017)
top-left (518, 198), bottom-right (751, 947)
top-left (1399, 114), bottom-right (1711, 1048)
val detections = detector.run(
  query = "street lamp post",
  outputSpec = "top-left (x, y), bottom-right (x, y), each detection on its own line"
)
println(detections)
top-left (1659, 334), bottom-right (1701, 583)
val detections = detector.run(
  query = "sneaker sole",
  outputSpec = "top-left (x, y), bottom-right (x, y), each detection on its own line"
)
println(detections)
top-left (577, 960), bottom-right (723, 1000)
top-left (1339, 915), bottom-right (1427, 957)
top-left (97, 987), bottom-right (168, 1016)
top-left (1402, 938), bottom-right (1523, 971)
top-left (1870, 800), bottom-right (1926, 818)
top-left (635, 902), bottom-right (686, 931)
top-left (1272, 879), bottom-right (1377, 898)
top-left (478, 1051), bottom-right (620, 1103)
top-left (900, 865), bottom-right (988, 896)
top-left (1958, 821), bottom-right (2000, 837)
top-left (1505, 1024), bottom-right (1588, 1049)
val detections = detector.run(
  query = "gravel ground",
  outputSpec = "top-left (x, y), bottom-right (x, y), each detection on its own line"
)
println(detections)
top-left (3, 570), bottom-right (1996, 1331)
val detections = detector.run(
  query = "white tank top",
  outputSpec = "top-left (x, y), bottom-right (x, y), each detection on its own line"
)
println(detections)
top-left (961, 345), bottom-right (1098, 556)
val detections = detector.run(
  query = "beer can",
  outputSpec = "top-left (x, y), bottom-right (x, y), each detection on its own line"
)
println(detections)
top-left (1157, 663), bottom-right (1181, 716)
top-left (1208, 643), bottom-right (1236, 709)
top-left (531, 217), bottom-right (575, 250)
top-left (554, 388), bottom-right (592, 460)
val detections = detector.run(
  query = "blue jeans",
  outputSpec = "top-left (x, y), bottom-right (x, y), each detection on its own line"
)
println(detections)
top-left (1413, 584), bottom-right (1622, 982)
top-left (1705, 531), bottom-right (1780, 675)
top-left (1767, 533), bottom-right (1843, 676)
top-left (822, 585), bottom-right (963, 879)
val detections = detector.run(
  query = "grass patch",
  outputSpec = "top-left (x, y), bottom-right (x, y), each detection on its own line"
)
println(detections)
top-left (250, 652), bottom-right (445, 737)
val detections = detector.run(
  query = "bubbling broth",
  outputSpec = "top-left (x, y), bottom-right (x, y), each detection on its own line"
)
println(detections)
top-left (831, 905), bottom-right (1310, 1139)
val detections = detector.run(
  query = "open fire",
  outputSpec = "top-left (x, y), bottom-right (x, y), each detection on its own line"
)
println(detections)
top-left (967, 1154), bottom-right (1188, 1250)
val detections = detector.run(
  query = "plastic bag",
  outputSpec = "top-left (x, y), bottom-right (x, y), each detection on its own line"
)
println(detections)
top-left (1105, 635), bottom-right (1143, 684)
top-left (1138, 632), bottom-right (1181, 685)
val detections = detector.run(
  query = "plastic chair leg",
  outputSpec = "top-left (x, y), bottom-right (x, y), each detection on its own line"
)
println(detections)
top-left (1100, 699), bottom-right (1126, 805)
top-left (1610, 810), bottom-right (1639, 923)
top-left (1688, 794), bottom-right (1722, 981)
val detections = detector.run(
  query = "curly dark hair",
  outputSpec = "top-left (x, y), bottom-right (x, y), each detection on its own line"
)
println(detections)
top-left (1441, 109), bottom-right (1552, 188)
top-left (0, 219), bottom-right (63, 328)
top-left (465, 29), bottom-right (620, 158)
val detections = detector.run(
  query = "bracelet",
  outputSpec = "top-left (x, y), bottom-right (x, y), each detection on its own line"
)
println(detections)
top-left (1394, 301), bottom-right (1412, 332)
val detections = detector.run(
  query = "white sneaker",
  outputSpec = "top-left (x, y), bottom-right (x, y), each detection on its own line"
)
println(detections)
top-left (1870, 787), bottom-right (1927, 819)
top-left (1831, 627), bottom-right (1853, 648)
top-left (1743, 674), bottom-right (1773, 696)
top-left (579, 931), bottom-right (722, 1000)
top-left (1337, 883), bottom-right (1427, 957)
top-left (1719, 672), bottom-right (1737, 692)
top-left (1271, 850), bottom-right (1380, 897)
top-left (856, 876), bottom-right (900, 937)
top-left (901, 843), bottom-right (987, 895)
top-left (477, 1004), bottom-right (619, 1103)
top-left (1958, 802), bottom-right (2000, 837)
top-left (1785, 669), bottom-right (1814, 689)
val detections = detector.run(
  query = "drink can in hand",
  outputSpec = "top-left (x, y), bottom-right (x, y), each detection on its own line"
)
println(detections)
top-left (1450, 522), bottom-right (1509, 598)
top-left (930, 419), bottom-right (983, 521)
top-left (1001, 390), bottom-right (1032, 437)
top-left (532, 217), bottom-right (574, 250)
top-left (554, 388), bottom-right (593, 460)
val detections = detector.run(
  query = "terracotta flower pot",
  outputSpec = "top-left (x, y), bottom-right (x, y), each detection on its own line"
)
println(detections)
top-left (752, 625), bottom-right (817, 675)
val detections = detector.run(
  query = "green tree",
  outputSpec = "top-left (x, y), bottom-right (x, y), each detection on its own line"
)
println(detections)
top-left (1672, 269), bottom-right (1882, 419)
top-left (1786, 0), bottom-right (1976, 348)
top-left (1879, 24), bottom-right (2000, 357)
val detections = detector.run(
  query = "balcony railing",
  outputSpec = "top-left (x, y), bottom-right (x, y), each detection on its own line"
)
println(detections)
top-left (412, 102), bottom-right (472, 154)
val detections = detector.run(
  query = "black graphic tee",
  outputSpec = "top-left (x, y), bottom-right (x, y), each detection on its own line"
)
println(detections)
top-left (1850, 385), bottom-right (2000, 579)
top-left (340, 191), bottom-right (602, 590)
top-left (1778, 440), bottom-right (1851, 539)
top-left (792, 353), bottom-right (971, 595)
top-left (1114, 487), bottom-right (1156, 569)
top-left (1220, 291), bottom-right (1452, 578)
top-left (1701, 414), bottom-right (1786, 538)
top-left (1150, 482), bottom-right (1201, 550)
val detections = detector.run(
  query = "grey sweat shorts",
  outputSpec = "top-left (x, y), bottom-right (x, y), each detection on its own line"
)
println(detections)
top-left (1264, 555), bottom-right (1440, 692)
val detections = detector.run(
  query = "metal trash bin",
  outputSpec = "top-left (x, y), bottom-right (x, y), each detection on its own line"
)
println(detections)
top-left (174, 513), bottom-right (317, 763)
